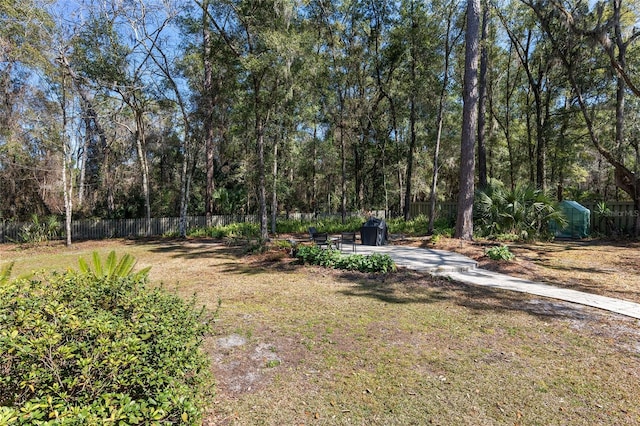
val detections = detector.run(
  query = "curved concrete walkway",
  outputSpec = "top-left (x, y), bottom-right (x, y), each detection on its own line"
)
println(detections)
top-left (354, 244), bottom-right (640, 320)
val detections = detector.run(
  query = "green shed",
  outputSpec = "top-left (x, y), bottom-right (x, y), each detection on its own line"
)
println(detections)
top-left (551, 200), bottom-right (590, 238)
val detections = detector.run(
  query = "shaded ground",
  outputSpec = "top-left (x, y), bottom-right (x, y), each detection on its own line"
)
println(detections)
top-left (204, 242), bottom-right (640, 425)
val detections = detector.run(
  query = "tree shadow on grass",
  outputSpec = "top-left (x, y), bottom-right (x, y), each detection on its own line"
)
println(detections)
top-left (125, 237), bottom-right (245, 260)
top-left (127, 237), bottom-right (306, 276)
top-left (335, 269), bottom-right (603, 322)
top-left (123, 237), bottom-right (612, 321)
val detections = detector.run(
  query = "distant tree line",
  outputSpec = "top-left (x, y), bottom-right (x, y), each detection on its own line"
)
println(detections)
top-left (2, 0), bottom-right (640, 241)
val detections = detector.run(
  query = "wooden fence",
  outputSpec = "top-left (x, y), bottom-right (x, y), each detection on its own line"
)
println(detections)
top-left (581, 201), bottom-right (638, 235)
top-left (0, 211), bottom-right (386, 244)
top-left (409, 200), bottom-right (638, 236)
top-left (2, 202), bottom-right (635, 243)
top-left (408, 202), bottom-right (457, 223)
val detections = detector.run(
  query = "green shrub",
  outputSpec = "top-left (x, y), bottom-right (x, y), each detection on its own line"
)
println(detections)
top-left (486, 245), bottom-right (515, 261)
top-left (274, 218), bottom-right (309, 234)
top-left (386, 215), bottom-right (453, 237)
top-left (276, 216), bottom-right (365, 235)
top-left (433, 226), bottom-right (454, 238)
top-left (474, 179), bottom-right (566, 241)
top-left (387, 215), bottom-right (428, 235)
top-left (189, 222), bottom-right (260, 239)
top-left (295, 245), bottom-right (341, 268)
top-left (18, 214), bottom-right (60, 244)
top-left (295, 246), bottom-right (396, 273)
top-left (334, 253), bottom-right (397, 273)
top-left (273, 240), bottom-right (295, 251)
top-left (494, 233), bottom-right (521, 242)
top-left (0, 252), bottom-right (212, 424)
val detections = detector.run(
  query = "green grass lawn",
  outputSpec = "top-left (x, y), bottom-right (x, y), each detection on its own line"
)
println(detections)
top-left (2, 239), bottom-right (639, 425)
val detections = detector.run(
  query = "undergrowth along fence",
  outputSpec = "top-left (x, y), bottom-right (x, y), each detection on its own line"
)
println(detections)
top-left (409, 202), bottom-right (457, 223)
top-left (409, 200), bottom-right (638, 236)
top-left (581, 201), bottom-right (638, 235)
top-left (2, 201), bottom-right (636, 243)
top-left (0, 211), bottom-right (385, 244)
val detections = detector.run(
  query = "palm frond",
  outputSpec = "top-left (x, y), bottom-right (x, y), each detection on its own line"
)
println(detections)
top-left (1, 262), bottom-right (14, 285)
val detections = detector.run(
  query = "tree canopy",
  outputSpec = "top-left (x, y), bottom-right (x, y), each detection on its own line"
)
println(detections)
top-left (2, 0), bottom-right (640, 237)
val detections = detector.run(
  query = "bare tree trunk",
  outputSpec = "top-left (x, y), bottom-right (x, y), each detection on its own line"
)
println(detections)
top-left (403, 1), bottom-right (418, 221)
top-left (271, 137), bottom-right (278, 234)
top-left (254, 76), bottom-right (269, 241)
top-left (404, 53), bottom-right (417, 221)
top-left (613, 0), bottom-right (626, 163)
top-left (490, 41), bottom-right (517, 190)
top-left (60, 67), bottom-right (72, 247)
top-left (355, 143), bottom-right (365, 210)
top-left (477, 1), bottom-right (489, 189)
top-left (526, 91), bottom-right (535, 185)
top-left (203, 0), bottom-right (216, 223)
top-left (398, 162), bottom-right (404, 217)
top-left (455, 0), bottom-right (480, 241)
top-left (340, 117), bottom-right (347, 223)
top-left (59, 57), bottom-right (109, 214)
top-left (429, 98), bottom-right (444, 234)
top-left (257, 121), bottom-right (268, 241)
top-left (134, 111), bottom-right (151, 236)
top-left (313, 124), bottom-right (318, 215)
top-left (428, 5), bottom-right (459, 234)
top-left (179, 156), bottom-right (190, 238)
top-left (78, 108), bottom-right (89, 210)
top-left (535, 88), bottom-right (548, 190)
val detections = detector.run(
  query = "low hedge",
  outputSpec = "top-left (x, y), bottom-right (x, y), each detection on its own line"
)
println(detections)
top-left (0, 253), bottom-right (212, 425)
top-left (295, 246), bottom-right (397, 273)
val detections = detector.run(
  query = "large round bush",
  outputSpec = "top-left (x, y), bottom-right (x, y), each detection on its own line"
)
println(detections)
top-left (0, 253), bottom-right (212, 425)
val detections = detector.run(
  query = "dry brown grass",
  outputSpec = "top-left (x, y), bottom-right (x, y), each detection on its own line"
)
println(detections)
top-left (1, 238), bottom-right (639, 425)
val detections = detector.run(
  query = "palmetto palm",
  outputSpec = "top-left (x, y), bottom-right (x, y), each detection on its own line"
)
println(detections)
top-left (474, 179), bottom-right (566, 240)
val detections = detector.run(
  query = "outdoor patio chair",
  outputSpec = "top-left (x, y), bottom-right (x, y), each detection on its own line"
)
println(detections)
top-left (308, 226), bottom-right (318, 241)
top-left (311, 232), bottom-right (336, 250)
top-left (340, 232), bottom-right (357, 252)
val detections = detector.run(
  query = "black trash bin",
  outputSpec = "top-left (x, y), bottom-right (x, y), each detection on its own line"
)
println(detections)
top-left (360, 217), bottom-right (388, 246)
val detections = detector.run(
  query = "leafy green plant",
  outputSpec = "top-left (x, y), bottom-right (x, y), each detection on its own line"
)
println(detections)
top-left (0, 262), bottom-right (12, 285)
top-left (295, 246), bottom-right (396, 273)
top-left (594, 201), bottom-right (617, 235)
top-left (494, 233), bottom-right (521, 242)
top-left (474, 179), bottom-right (566, 241)
top-left (276, 217), bottom-right (365, 234)
top-left (334, 253), bottom-right (397, 273)
top-left (385, 216), bottom-right (453, 237)
top-left (486, 245), bottom-right (515, 261)
top-left (387, 215), bottom-right (428, 235)
top-left (275, 218), bottom-right (313, 234)
top-left (78, 250), bottom-right (151, 280)
top-left (190, 222), bottom-right (260, 240)
top-left (434, 226), bottom-right (454, 238)
top-left (18, 214), bottom-right (60, 244)
top-left (295, 245), bottom-right (320, 265)
top-left (273, 239), bottom-right (294, 250)
top-left (0, 254), bottom-right (212, 424)
top-left (265, 359), bottom-right (281, 368)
